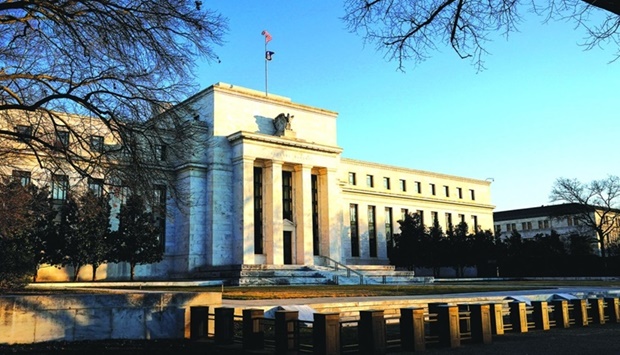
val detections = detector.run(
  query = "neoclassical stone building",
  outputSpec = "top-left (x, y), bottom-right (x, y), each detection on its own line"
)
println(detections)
top-left (6, 83), bottom-right (495, 280)
top-left (155, 83), bottom-right (495, 279)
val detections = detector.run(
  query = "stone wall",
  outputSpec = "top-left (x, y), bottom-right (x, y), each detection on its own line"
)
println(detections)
top-left (0, 291), bottom-right (221, 345)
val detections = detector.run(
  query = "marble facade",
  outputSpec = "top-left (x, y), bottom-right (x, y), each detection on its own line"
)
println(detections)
top-left (157, 83), bottom-right (495, 278)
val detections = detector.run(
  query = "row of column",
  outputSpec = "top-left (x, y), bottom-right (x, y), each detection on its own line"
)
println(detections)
top-left (233, 157), bottom-right (339, 266)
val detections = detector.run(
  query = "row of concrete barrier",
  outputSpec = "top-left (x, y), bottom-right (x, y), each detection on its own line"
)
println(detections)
top-left (190, 297), bottom-right (620, 354)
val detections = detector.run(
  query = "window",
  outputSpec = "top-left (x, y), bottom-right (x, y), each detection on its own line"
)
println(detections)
top-left (458, 214), bottom-right (465, 223)
top-left (16, 125), bottom-right (33, 142)
top-left (457, 187), bottom-right (463, 199)
top-left (527, 221), bottom-right (532, 230)
top-left (311, 174), bottom-right (320, 256)
top-left (444, 185), bottom-right (450, 197)
top-left (366, 175), bottom-right (374, 188)
top-left (383, 177), bottom-right (390, 190)
top-left (254, 167), bottom-right (264, 254)
top-left (155, 144), bottom-right (167, 161)
top-left (538, 220), bottom-right (543, 229)
top-left (88, 178), bottom-right (104, 197)
top-left (399, 179), bottom-right (406, 192)
top-left (52, 174), bottom-right (68, 201)
top-left (368, 205), bottom-right (377, 257)
top-left (415, 181), bottom-right (422, 193)
top-left (417, 210), bottom-right (424, 226)
top-left (12, 170), bottom-right (31, 186)
top-left (543, 220), bottom-right (549, 229)
top-left (511, 223), bottom-right (516, 231)
top-left (55, 130), bottom-right (69, 148)
top-left (472, 215), bottom-right (479, 232)
top-left (507, 224), bottom-right (512, 232)
top-left (431, 211), bottom-right (438, 224)
top-left (469, 189), bottom-right (476, 200)
top-left (348, 172), bottom-right (356, 185)
top-left (401, 208), bottom-right (409, 221)
top-left (430, 183), bottom-right (436, 195)
top-left (282, 171), bottom-right (293, 221)
top-left (152, 185), bottom-right (167, 250)
top-left (385, 207), bottom-right (393, 248)
top-left (90, 135), bottom-right (104, 153)
top-left (350, 204), bottom-right (359, 257)
top-left (522, 222), bottom-right (527, 230)
top-left (445, 212), bottom-right (452, 231)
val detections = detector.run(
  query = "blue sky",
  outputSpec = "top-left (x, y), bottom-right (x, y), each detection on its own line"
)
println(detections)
top-left (197, 1), bottom-right (619, 211)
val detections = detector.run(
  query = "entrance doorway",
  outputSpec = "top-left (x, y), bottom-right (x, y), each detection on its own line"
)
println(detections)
top-left (283, 231), bottom-right (292, 265)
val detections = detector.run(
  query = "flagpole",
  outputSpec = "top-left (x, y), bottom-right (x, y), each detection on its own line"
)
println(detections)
top-left (265, 39), bottom-right (268, 96)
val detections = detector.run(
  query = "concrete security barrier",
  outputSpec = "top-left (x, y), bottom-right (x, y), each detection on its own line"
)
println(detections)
top-left (0, 292), bottom-right (221, 344)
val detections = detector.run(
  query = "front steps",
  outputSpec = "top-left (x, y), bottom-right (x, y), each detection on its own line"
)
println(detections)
top-left (192, 264), bottom-right (433, 286)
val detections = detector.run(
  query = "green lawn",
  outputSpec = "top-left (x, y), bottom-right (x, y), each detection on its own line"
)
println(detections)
top-left (135, 280), bottom-right (620, 300)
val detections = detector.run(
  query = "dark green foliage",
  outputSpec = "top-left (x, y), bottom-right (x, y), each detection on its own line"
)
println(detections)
top-left (109, 193), bottom-right (163, 281)
top-left (76, 191), bottom-right (112, 281)
top-left (0, 180), bottom-right (56, 291)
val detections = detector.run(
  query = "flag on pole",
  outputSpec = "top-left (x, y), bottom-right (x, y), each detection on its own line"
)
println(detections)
top-left (265, 51), bottom-right (275, 61)
top-left (261, 30), bottom-right (272, 43)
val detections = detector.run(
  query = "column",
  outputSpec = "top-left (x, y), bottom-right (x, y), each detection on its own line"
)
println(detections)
top-left (294, 165), bottom-right (313, 265)
top-left (264, 160), bottom-right (283, 264)
top-left (232, 157), bottom-right (255, 265)
top-left (318, 168), bottom-right (342, 260)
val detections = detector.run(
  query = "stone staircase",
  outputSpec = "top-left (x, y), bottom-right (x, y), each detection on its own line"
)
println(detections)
top-left (190, 263), bottom-right (433, 286)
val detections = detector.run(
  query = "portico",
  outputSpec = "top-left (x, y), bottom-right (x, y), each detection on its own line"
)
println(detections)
top-left (229, 131), bottom-right (343, 266)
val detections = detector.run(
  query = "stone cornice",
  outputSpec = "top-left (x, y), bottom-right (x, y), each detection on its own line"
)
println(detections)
top-left (227, 131), bottom-right (343, 155)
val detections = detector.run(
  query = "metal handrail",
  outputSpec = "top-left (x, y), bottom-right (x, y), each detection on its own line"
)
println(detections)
top-left (318, 255), bottom-right (365, 285)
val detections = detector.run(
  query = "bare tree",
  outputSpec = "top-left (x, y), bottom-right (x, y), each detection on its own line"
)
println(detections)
top-left (343, 0), bottom-right (620, 70)
top-left (550, 176), bottom-right (620, 258)
top-left (0, 1), bottom-right (227, 198)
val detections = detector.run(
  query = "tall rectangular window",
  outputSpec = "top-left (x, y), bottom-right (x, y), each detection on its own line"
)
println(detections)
top-left (472, 215), bottom-right (479, 232)
top-left (153, 185), bottom-right (167, 250)
top-left (55, 130), bottom-right (69, 148)
top-left (417, 210), bottom-right (424, 227)
top-left (445, 212), bottom-right (452, 231)
top-left (430, 183), bottom-right (436, 195)
top-left (155, 144), bottom-right (167, 161)
top-left (90, 135), bottom-right (104, 153)
top-left (543, 220), bottom-right (549, 229)
top-left (88, 178), bottom-right (104, 197)
top-left (470, 189), bottom-right (476, 200)
top-left (457, 187), bottom-right (463, 199)
top-left (415, 181), bottom-right (422, 193)
top-left (368, 205), bottom-right (377, 257)
top-left (52, 174), bottom-right (68, 201)
top-left (444, 185), bottom-right (450, 197)
top-left (458, 214), bottom-right (465, 224)
top-left (401, 208), bottom-right (409, 221)
top-left (311, 174), bottom-right (320, 256)
top-left (282, 171), bottom-right (293, 221)
top-left (399, 179), bottom-right (406, 192)
top-left (538, 220), bottom-right (543, 229)
top-left (431, 211), bottom-right (438, 225)
top-left (348, 172), bottom-right (356, 185)
top-left (12, 170), bottom-right (31, 186)
top-left (383, 177), bottom-right (390, 190)
top-left (366, 175), bottom-right (374, 188)
top-left (254, 167), bottom-right (264, 254)
top-left (350, 204), bottom-right (359, 257)
top-left (385, 207), bottom-right (393, 248)
top-left (16, 125), bottom-right (33, 142)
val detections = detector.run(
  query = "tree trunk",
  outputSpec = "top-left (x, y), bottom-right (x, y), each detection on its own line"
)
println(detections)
top-left (73, 264), bottom-right (81, 282)
top-left (92, 264), bottom-right (98, 281)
